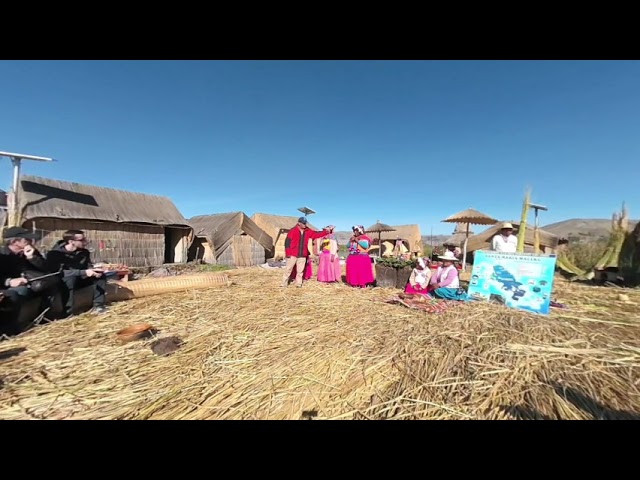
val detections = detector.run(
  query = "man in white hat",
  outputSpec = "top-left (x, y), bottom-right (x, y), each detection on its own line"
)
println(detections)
top-left (491, 222), bottom-right (518, 253)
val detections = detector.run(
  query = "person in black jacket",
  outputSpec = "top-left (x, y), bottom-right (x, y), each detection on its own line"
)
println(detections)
top-left (46, 229), bottom-right (108, 316)
top-left (0, 226), bottom-right (61, 326)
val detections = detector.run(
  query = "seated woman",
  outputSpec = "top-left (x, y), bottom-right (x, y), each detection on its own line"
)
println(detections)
top-left (346, 225), bottom-right (375, 288)
top-left (404, 257), bottom-right (431, 295)
top-left (317, 225), bottom-right (341, 283)
top-left (429, 251), bottom-right (467, 300)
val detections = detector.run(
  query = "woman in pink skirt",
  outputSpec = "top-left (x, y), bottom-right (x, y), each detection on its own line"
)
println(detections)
top-left (317, 225), bottom-right (342, 283)
top-left (346, 225), bottom-right (375, 288)
top-left (404, 257), bottom-right (432, 296)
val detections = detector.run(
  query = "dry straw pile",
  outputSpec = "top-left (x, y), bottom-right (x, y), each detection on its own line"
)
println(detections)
top-left (0, 268), bottom-right (638, 419)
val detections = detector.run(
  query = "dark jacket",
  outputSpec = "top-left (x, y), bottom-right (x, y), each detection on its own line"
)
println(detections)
top-left (46, 241), bottom-right (94, 278)
top-left (0, 245), bottom-right (48, 288)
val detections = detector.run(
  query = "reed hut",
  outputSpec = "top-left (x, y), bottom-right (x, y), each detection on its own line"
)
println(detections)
top-left (443, 223), bottom-right (474, 247)
top-left (189, 212), bottom-right (273, 267)
top-left (17, 176), bottom-right (193, 267)
top-left (251, 213), bottom-right (319, 260)
top-left (465, 220), bottom-right (560, 254)
top-left (374, 224), bottom-right (423, 256)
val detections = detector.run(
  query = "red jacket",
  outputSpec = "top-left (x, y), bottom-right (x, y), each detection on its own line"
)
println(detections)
top-left (285, 226), bottom-right (327, 258)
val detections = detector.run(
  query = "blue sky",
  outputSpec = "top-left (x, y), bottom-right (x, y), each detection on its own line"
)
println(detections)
top-left (1, 60), bottom-right (638, 234)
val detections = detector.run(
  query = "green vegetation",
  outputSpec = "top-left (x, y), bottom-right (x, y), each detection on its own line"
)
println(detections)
top-left (375, 256), bottom-right (417, 269)
top-left (195, 264), bottom-right (233, 273)
top-left (563, 239), bottom-right (608, 272)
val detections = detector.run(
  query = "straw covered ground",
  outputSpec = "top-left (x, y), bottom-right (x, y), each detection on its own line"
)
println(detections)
top-left (0, 267), bottom-right (639, 420)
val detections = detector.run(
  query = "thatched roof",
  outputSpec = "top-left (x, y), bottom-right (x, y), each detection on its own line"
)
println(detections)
top-left (442, 208), bottom-right (498, 225)
top-left (466, 220), bottom-right (559, 252)
top-left (373, 224), bottom-right (423, 252)
top-left (444, 223), bottom-right (474, 247)
top-left (19, 176), bottom-right (190, 227)
top-left (189, 212), bottom-right (273, 258)
top-left (250, 213), bottom-right (319, 241)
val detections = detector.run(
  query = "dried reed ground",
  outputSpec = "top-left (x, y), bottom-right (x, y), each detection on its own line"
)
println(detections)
top-left (0, 267), bottom-right (638, 420)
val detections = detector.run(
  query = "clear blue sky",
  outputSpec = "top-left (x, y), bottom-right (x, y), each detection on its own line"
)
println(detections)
top-left (1, 60), bottom-right (639, 235)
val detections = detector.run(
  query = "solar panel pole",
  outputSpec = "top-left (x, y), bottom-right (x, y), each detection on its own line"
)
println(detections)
top-left (0, 151), bottom-right (54, 227)
top-left (529, 203), bottom-right (548, 254)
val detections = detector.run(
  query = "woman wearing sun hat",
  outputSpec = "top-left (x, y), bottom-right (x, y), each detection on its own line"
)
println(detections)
top-left (429, 251), bottom-right (466, 300)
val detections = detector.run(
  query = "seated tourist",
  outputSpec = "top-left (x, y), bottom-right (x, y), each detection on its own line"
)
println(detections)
top-left (0, 227), bottom-right (62, 332)
top-left (46, 230), bottom-right (108, 316)
top-left (404, 257), bottom-right (431, 295)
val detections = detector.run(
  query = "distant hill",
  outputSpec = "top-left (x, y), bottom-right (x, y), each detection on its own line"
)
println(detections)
top-left (543, 218), bottom-right (639, 240)
top-left (334, 218), bottom-right (640, 249)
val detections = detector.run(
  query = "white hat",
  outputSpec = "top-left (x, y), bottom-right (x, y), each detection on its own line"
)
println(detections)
top-left (438, 251), bottom-right (459, 262)
top-left (501, 222), bottom-right (514, 229)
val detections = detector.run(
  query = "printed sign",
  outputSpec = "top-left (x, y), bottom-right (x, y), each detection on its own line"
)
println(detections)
top-left (466, 251), bottom-right (557, 314)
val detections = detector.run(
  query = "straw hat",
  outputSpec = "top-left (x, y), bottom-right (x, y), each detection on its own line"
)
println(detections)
top-left (501, 222), bottom-right (514, 229)
top-left (438, 251), bottom-right (459, 262)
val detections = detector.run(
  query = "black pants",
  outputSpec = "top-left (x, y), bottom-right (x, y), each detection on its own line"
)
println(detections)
top-left (61, 275), bottom-right (107, 314)
top-left (1, 286), bottom-right (61, 334)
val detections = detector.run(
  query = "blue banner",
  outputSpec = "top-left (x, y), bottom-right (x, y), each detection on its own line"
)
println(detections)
top-left (466, 251), bottom-right (558, 315)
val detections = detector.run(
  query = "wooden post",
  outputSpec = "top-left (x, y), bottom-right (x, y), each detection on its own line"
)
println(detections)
top-left (8, 158), bottom-right (21, 228)
top-left (533, 208), bottom-right (541, 254)
top-left (461, 222), bottom-right (470, 271)
top-left (517, 189), bottom-right (531, 253)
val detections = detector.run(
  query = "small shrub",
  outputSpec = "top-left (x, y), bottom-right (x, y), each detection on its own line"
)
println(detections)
top-left (196, 264), bottom-right (233, 273)
top-left (564, 239), bottom-right (608, 271)
top-left (375, 257), bottom-right (416, 269)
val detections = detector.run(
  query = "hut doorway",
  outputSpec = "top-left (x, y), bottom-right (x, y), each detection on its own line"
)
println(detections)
top-left (188, 236), bottom-right (206, 263)
top-left (164, 227), bottom-right (187, 264)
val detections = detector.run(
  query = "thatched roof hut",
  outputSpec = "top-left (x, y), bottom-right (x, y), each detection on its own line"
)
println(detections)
top-left (18, 175), bottom-right (193, 267)
top-left (465, 220), bottom-right (560, 254)
top-left (189, 212), bottom-right (273, 267)
top-left (373, 224), bottom-right (423, 255)
top-left (251, 213), bottom-right (319, 260)
top-left (444, 223), bottom-right (474, 247)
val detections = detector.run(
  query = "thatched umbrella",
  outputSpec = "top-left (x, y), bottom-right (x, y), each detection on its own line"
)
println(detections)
top-left (366, 221), bottom-right (396, 256)
top-left (441, 208), bottom-right (498, 271)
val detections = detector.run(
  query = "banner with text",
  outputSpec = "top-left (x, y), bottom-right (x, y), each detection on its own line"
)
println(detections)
top-left (467, 251), bottom-right (557, 314)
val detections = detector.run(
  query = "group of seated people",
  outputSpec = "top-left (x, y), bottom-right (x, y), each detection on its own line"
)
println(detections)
top-left (402, 223), bottom-right (521, 300)
top-left (404, 251), bottom-right (467, 300)
top-left (1, 227), bottom-right (108, 334)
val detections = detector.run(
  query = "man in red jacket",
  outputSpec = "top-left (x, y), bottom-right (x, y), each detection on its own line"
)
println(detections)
top-left (281, 217), bottom-right (329, 287)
